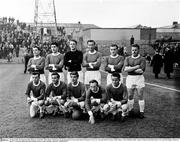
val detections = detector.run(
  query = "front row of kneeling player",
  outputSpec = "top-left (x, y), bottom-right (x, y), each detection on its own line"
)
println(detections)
top-left (25, 71), bottom-right (129, 124)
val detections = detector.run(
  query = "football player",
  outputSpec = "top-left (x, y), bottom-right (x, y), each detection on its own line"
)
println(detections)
top-left (45, 42), bottom-right (64, 84)
top-left (27, 46), bottom-right (46, 83)
top-left (124, 44), bottom-right (146, 118)
top-left (106, 72), bottom-right (128, 122)
top-left (25, 72), bottom-right (46, 118)
top-left (85, 80), bottom-right (108, 124)
top-left (45, 72), bottom-right (67, 116)
top-left (104, 44), bottom-right (124, 85)
top-left (64, 71), bottom-right (86, 117)
top-left (83, 40), bottom-right (102, 88)
top-left (64, 40), bottom-right (83, 84)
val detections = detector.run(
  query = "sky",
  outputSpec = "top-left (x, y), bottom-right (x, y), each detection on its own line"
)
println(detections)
top-left (0, 0), bottom-right (179, 28)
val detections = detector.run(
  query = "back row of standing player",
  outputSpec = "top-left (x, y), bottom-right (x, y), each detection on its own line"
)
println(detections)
top-left (26, 39), bottom-right (146, 123)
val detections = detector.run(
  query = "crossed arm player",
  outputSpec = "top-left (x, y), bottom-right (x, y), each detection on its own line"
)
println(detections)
top-left (124, 44), bottom-right (146, 119)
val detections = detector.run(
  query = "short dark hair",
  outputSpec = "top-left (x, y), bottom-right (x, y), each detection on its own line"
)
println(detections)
top-left (33, 46), bottom-right (41, 51)
top-left (32, 72), bottom-right (40, 77)
top-left (111, 72), bottom-right (120, 79)
top-left (51, 42), bottom-right (58, 47)
top-left (89, 79), bottom-right (98, 86)
top-left (87, 40), bottom-right (96, 45)
top-left (70, 39), bottom-right (77, 45)
top-left (51, 72), bottom-right (60, 79)
top-left (110, 44), bottom-right (118, 49)
top-left (70, 71), bottom-right (79, 78)
top-left (132, 44), bottom-right (140, 50)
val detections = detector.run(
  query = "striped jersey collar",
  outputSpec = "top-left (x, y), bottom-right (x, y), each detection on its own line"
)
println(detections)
top-left (33, 80), bottom-right (41, 86)
top-left (72, 81), bottom-right (80, 87)
top-left (112, 82), bottom-right (122, 88)
top-left (53, 81), bottom-right (60, 87)
top-left (52, 52), bottom-right (60, 56)
top-left (88, 50), bottom-right (97, 55)
top-left (131, 54), bottom-right (140, 59)
top-left (110, 54), bottom-right (119, 58)
top-left (33, 56), bottom-right (41, 60)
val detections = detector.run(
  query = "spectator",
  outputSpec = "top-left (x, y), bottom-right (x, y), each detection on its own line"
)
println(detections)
top-left (151, 49), bottom-right (163, 79)
top-left (164, 47), bottom-right (174, 79)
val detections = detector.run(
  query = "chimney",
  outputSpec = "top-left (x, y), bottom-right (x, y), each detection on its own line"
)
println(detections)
top-left (173, 21), bottom-right (178, 25)
top-left (173, 21), bottom-right (178, 28)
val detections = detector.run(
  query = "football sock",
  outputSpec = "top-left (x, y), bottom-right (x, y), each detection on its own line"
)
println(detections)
top-left (139, 100), bottom-right (145, 112)
top-left (39, 107), bottom-right (43, 113)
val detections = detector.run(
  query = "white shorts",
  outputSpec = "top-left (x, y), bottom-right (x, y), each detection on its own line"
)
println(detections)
top-left (107, 73), bottom-right (123, 85)
top-left (67, 71), bottom-right (83, 84)
top-left (84, 71), bottom-right (101, 85)
top-left (126, 75), bottom-right (145, 89)
top-left (48, 72), bottom-right (65, 85)
top-left (30, 74), bottom-right (46, 84)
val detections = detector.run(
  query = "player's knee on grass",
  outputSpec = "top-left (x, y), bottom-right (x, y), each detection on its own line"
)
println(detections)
top-left (30, 104), bottom-right (38, 118)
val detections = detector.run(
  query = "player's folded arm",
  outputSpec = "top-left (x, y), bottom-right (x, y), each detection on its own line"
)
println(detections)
top-left (140, 58), bottom-right (146, 72)
top-left (82, 54), bottom-right (89, 67)
top-left (114, 62), bottom-right (124, 71)
top-left (36, 63), bottom-right (45, 70)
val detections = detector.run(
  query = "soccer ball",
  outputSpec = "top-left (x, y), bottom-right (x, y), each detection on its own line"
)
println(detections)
top-left (72, 109), bottom-right (82, 120)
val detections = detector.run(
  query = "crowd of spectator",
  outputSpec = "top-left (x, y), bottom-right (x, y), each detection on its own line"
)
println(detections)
top-left (150, 42), bottom-right (180, 78)
top-left (0, 17), bottom-right (70, 62)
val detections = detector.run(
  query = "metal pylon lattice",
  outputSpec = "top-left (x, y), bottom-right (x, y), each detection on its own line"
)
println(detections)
top-left (34, 0), bottom-right (58, 36)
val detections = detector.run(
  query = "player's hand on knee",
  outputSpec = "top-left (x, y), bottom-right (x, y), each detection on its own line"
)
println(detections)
top-left (73, 98), bottom-right (78, 103)
top-left (27, 97), bottom-right (33, 104)
top-left (108, 103), bottom-right (117, 113)
top-left (116, 101), bottom-right (121, 108)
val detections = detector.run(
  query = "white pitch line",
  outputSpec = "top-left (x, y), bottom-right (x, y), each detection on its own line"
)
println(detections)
top-left (100, 70), bottom-right (180, 93)
top-left (145, 82), bottom-right (180, 93)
